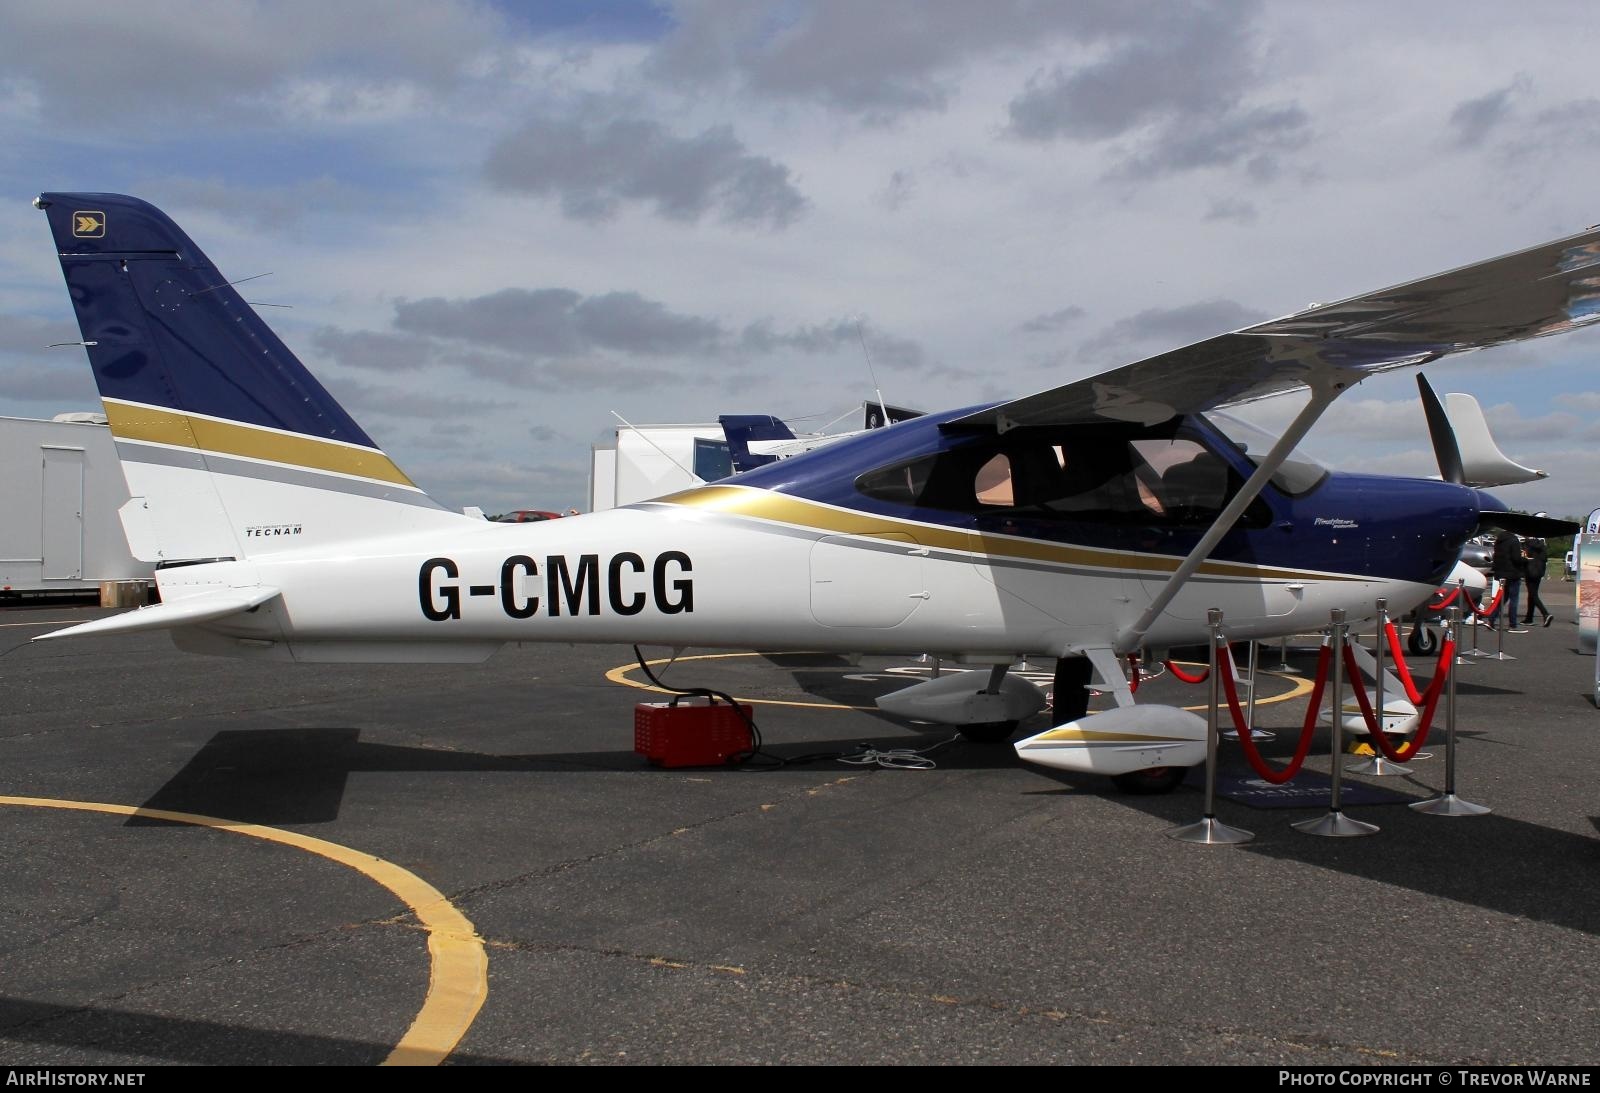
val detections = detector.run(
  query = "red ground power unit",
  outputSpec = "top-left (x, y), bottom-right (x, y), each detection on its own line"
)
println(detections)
top-left (634, 698), bottom-right (754, 768)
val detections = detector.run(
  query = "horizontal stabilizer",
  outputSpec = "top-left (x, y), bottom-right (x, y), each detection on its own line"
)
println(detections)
top-left (1444, 392), bottom-right (1546, 486)
top-left (33, 587), bottom-right (280, 642)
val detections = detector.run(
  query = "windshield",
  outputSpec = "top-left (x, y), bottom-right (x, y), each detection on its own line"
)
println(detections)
top-left (1203, 411), bottom-right (1329, 496)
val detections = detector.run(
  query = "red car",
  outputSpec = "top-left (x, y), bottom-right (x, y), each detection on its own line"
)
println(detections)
top-left (492, 510), bottom-right (564, 523)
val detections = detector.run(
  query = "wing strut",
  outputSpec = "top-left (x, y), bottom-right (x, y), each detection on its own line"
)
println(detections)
top-left (1113, 371), bottom-right (1355, 655)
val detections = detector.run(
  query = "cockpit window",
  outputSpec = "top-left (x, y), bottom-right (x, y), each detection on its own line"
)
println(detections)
top-left (855, 419), bottom-right (1269, 527)
top-left (1204, 410), bottom-right (1329, 496)
top-left (974, 453), bottom-right (1014, 506)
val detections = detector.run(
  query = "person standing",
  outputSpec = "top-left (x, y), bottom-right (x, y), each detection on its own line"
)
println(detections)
top-left (1523, 527), bottom-right (1552, 627)
top-left (1491, 529), bottom-right (1525, 631)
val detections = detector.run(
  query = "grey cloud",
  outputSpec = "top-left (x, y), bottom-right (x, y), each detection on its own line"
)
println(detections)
top-left (1530, 99), bottom-right (1600, 145)
top-left (1003, 1), bottom-right (1306, 179)
top-left (1555, 391), bottom-right (1600, 413)
top-left (1114, 105), bottom-right (1309, 181)
top-left (649, 2), bottom-right (1192, 120)
top-left (414, 432), bottom-right (468, 452)
top-left (541, 358), bottom-right (682, 390)
top-left (721, 372), bottom-right (774, 395)
top-left (529, 425), bottom-right (561, 442)
top-left (411, 456), bottom-right (589, 513)
top-left (1205, 197), bottom-right (1258, 224)
top-left (152, 176), bottom-right (378, 231)
top-left (0, 362), bottom-right (100, 405)
top-left (0, 314), bottom-right (79, 355)
top-left (1081, 299), bottom-right (1271, 361)
top-left (740, 317), bottom-right (924, 369)
top-left (394, 288), bottom-right (724, 358)
top-left (322, 375), bottom-right (496, 419)
top-left (412, 344), bottom-right (687, 392)
top-left (878, 169), bottom-right (916, 211)
top-left (313, 328), bottom-right (434, 372)
top-left (1476, 404), bottom-right (1581, 443)
top-left (1450, 80), bottom-right (1526, 148)
top-left (485, 115), bottom-right (807, 229)
top-left (0, 1), bottom-right (507, 125)
top-left (327, 294), bottom-right (940, 393)
top-left (1019, 306), bottom-right (1085, 334)
top-left (1006, 8), bottom-right (1246, 142)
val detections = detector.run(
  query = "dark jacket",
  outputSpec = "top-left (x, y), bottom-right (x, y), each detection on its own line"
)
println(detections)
top-left (1492, 532), bottom-right (1524, 581)
top-left (1523, 537), bottom-right (1548, 581)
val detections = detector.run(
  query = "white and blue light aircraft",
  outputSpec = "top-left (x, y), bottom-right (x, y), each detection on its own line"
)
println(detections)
top-left (28, 193), bottom-right (1593, 791)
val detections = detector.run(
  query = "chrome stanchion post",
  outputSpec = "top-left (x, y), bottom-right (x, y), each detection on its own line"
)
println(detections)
top-left (1169, 609), bottom-right (1254, 845)
top-left (1348, 598), bottom-right (1411, 776)
top-left (1460, 578), bottom-right (1489, 661)
top-left (1412, 606), bottom-right (1492, 816)
top-left (1294, 608), bottom-right (1379, 837)
top-left (1224, 640), bottom-right (1276, 742)
top-left (1489, 592), bottom-right (1517, 661)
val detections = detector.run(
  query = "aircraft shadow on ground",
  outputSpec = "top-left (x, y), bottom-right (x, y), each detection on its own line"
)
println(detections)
top-left (0, 996), bottom-right (516, 1065)
top-left (132, 726), bottom-right (1025, 826)
top-left (1028, 762), bottom-right (1600, 939)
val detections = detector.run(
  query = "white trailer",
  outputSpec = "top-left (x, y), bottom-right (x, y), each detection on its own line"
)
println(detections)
top-left (589, 416), bottom-right (866, 511)
top-left (0, 415), bottom-right (153, 597)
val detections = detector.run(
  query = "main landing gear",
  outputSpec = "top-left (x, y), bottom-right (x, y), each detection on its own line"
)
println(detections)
top-left (956, 656), bottom-right (1188, 795)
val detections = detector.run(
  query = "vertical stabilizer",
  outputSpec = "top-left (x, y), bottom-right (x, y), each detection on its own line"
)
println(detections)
top-left (35, 193), bottom-right (463, 563)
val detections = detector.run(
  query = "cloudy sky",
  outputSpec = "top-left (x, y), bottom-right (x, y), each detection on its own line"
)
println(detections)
top-left (2, 1), bottom-right (1599, 517)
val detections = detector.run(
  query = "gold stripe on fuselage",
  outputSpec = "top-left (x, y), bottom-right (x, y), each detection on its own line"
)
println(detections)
top-left (103, 399), bottom-right (416, 488)
top-left (1028, 728), bottom-right (1192, 744)
top-left (655, 483), bottom-right (1360, 584)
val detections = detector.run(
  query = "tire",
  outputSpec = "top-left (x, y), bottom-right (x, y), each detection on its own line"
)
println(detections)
top-left (1111, 766), bottom-right (1190, 795)
top-left (1407, 624), bottom-right (1437, 657)
top-left (958, 719), bottom-right (1020, 744)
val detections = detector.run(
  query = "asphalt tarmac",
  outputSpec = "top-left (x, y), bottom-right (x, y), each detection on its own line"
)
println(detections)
top-left (1, 600), bottom-right (1597, 1066)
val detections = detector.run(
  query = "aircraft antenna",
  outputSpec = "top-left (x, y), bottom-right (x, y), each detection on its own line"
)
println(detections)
top-left (190, 272), bottom-right (274, 297)
top-left (855, 319), bottom-right (891, 428)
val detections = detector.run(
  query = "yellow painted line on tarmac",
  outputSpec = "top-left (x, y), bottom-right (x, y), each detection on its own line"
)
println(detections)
top-left (0, 620), bottom-right (70, 628)
top-left (0, 796), bottom-right (487, 1067)
top-left (607, 653), bottom-right (1315, 713)
top-left (1166, 660), bottom-right (1317, 712)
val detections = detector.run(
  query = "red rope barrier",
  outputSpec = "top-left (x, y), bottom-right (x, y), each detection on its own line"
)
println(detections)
top-left (1430, 586), bottom-right (1459, 610)
top-left (1339, 639), bottom-right (1455, 762)
top-left (1166, 660), bottom-right (1209, 684)
top-left (1383, 620), bottom-right (1425, 705)
top-left (1216, 642), bottom-right (1331, 784)
top-left (1462, 584), bottom-right (1504, 618)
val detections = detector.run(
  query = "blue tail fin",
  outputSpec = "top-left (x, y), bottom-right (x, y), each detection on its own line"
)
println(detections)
top-left (36, 193), bottom-right (457, 563)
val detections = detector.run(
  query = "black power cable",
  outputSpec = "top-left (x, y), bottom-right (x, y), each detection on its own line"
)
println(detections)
top-left (630, 645), bottom-right (962, 770)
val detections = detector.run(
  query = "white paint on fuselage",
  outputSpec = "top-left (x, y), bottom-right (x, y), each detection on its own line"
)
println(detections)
top-left (172, 505), bottom-right (1433, 662)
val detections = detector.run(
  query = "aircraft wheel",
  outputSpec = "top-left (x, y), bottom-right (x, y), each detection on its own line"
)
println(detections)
top-left (1110, 766), bottom-right (1189, 795)
top-left (958, 720), bottom-right (1019, 744)
top-left (1407, 624), bottom-right (1438, 657)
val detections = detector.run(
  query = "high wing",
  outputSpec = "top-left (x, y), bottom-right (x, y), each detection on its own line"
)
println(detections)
top-left (952, 228), bottom-right (1600, 431)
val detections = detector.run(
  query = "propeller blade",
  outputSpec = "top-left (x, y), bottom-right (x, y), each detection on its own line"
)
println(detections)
top-left (1476, 507), bottom-right (1579, 539)
top-left (1418, 374), bottom-right (1465, 485)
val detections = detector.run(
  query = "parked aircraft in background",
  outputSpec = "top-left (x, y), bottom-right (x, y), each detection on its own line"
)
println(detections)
top-left (27, 193), bottom-right (1591, 790)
